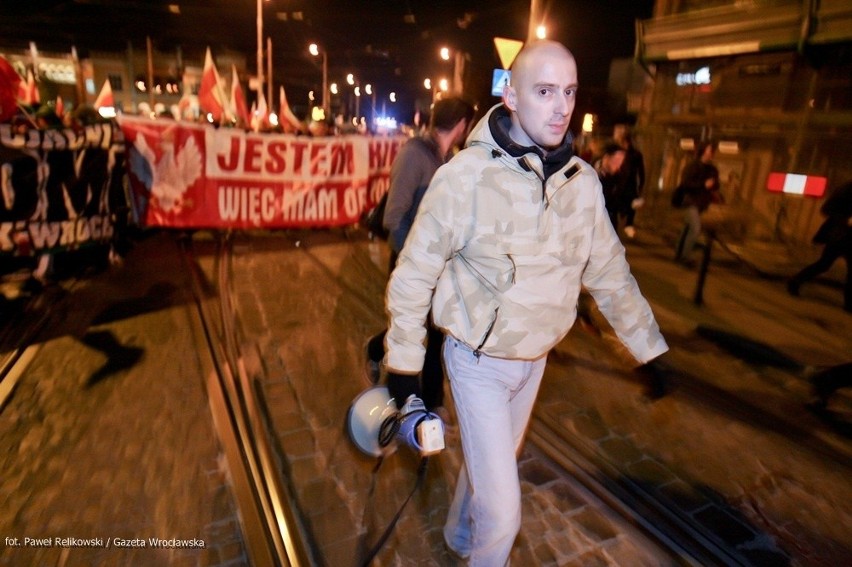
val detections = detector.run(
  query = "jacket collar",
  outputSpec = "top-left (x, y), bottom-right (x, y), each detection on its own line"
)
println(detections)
top-left (470, 104), bottom-right (574, 181)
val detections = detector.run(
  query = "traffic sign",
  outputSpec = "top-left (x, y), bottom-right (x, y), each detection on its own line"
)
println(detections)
top-left (491, 69), bottom-right (511, 96)
top-left (493, 37), bottom-right (524, 70)
top-left (766, 172), bottom-right (827, 197)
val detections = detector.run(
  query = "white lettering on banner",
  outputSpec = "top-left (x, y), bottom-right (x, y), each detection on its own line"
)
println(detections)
top-left (343, 185), bottom-right (369, 218)
top-left (218, 186), bottom-right (278, 223)
top-left (368, 176), bottom-right (389, 205)
top-left (281, 184), bottom-right (338, 222)
top-left (0, 124), bottom-right (118, 151)
top-left (367, 138), bottom-right (402, 170)
top-left (206, 130), bottom-right (359, 181)
top-left (1, 216), bottom-right (113, 252)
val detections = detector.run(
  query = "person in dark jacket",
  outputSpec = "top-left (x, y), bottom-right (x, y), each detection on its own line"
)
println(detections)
top-left (674, 141), bottom-right (723, 265)
top-left (364, 97), bottom-right (475, 419)
top-left (787, 180), bottom-right (852, 312)
top-left (596, 141), bottom-right (626, 231)
top-left (614, 129), bottom-right (645, 239)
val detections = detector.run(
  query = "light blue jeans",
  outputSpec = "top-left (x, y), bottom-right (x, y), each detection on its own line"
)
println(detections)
top-left (442, 337), bottom-right (547, 566)
top-left (675, 205), bottom-right (701, 260)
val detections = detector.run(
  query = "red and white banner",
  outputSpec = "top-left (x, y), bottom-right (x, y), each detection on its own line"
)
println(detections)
top-left (766, 172), bottom-right (827, 197)
top-left (118, 116), bottom-right (404, 229)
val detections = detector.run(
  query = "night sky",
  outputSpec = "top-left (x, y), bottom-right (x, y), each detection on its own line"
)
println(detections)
top-left (0, 0), bottom-right (655, 123)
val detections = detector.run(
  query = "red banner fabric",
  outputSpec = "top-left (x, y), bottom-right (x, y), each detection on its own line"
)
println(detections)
top-left (118, 117), bottom-right (405, 229)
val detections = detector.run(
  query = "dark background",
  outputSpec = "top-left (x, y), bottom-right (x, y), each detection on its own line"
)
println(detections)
top-left (1, 0), bottom-right (655, 127)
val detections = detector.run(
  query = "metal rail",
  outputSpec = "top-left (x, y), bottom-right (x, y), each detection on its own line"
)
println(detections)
top-left (0, 282), bottom-right (74, 411)
top-left (181, 234), bottom-right (316, 567)
top-left (530, 412), bottom-right (751, 566)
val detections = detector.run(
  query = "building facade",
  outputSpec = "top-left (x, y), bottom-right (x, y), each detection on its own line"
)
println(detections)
top-left (1, 44), bottom-right (246, 119)
top-left (634, 0), bottom-right (852, 246)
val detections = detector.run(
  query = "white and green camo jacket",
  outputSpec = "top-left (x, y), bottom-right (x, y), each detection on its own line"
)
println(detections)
top-left (385, 104), bottom-right (668, 373)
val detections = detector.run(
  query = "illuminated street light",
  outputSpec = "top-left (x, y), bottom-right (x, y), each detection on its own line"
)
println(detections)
top-left (389, 92), bottom-right (396, 102)
top-left (438, 78), bottom-right (449, 92)
top-left (440, 46), bottom-right (450, 61)
top-left (424, 78), bottom-right (432, 90)
top-left (308, 43), bottom-right (329, 113)
top-left (365, 84), bottom-right (372, 95)
top-left (346, 73), bottom-right (355, 85)
top-left (536, 24), bottom-right (547, 39)
top-left (330, 82), bottom-right (338, 95)
top-left (354, 86), bottom-right (361, 97)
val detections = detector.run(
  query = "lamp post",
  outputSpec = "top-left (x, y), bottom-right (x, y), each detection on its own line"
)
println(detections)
top-left (256, 0), bottom-right (264, 97)
top-left (309, 43), bottom-right (329, 114)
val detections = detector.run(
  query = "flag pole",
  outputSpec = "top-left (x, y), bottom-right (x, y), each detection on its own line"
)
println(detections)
top-left (147, 36), bottom-right (155, 110)
top-left (267, 36), bottom-right (273, 109)
top-left (256, 0), bottom-right (264, 100)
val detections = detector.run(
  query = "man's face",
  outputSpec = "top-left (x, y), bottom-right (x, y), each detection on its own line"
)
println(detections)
top-left (604, 151), bottom-right (625, 174)
top-left (505, 46), bottom-right (578, 150)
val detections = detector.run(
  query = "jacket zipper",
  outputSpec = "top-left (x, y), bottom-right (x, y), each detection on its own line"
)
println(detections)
top-left (473, 307), bottom-right (499, 361)
top-left (521, 157), bottom-right (549, 209)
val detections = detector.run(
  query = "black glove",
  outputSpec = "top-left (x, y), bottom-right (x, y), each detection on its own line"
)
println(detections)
top-left (386, 372), bottom-right (421, 410)
top-left (636, 358), bottom-right (671, 401)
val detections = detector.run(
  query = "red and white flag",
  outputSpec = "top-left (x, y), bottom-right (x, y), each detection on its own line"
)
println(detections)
top-left (94, 78), bottom-right (114, 109)
top-left (18, 68), bottom-right (39, 106)
top-left (0, 56), bottom-right (21, 122)
top-left (198, 47), bottom-right (225, 122)
top-left (251, 88), bottom-right (268, 132)
top-left (229, 64), bottom-right (250, 126)
top-left (55, 95), bottom-right (64, 118)
top-left (279, 85), bottom-right (301, 130)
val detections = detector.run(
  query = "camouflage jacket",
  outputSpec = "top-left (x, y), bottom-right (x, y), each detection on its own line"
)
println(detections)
top-left (386, 104), bottom-right (668, 372)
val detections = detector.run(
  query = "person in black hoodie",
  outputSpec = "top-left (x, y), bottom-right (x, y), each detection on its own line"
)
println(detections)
top-left (787, 180), bottom-right (852, 312)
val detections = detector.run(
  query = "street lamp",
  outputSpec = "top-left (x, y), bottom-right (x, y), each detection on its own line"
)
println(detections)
top-left (309, 43), bottom-right (329, 114)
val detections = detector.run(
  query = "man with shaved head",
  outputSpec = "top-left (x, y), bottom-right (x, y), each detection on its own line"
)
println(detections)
top-left (383, 40), bottom-right (668, 565)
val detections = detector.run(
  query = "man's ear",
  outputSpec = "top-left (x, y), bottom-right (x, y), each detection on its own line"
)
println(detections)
top-left (503, 85), bottom-right (517, 111)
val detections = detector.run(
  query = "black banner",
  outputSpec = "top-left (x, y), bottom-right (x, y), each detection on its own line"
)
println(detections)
top-left (0, 122), bottom-right (127, 256)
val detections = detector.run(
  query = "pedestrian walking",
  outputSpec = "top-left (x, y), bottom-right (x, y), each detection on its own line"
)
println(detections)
top-left (596, 141), bottom-right (626, 232)
top-left (787, 180), bottom-right (852, 312)
top-left (673, 141), bottom-right (723, 266)
top-left (364, 97), bottom-right (475, 420)
top-left (614, 128), bottom-right (645, 239)
top-left (383, 40), bottom-right (669, 565)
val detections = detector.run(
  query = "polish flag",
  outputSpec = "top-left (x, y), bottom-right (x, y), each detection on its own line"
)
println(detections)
top-left (229, 64), bottom-right (250, 126)
top-left (251, 88), bottom-right (268, 132)
top-left (0, 56), bottom-right (21, 122)
top-left (198, 47), bottom-right (225, 122)
top-left (94, 78), bottom-right (114, 109)
top-left (279, 85), bottom-right (301, 130)
top-left (18, 68), bottom-right (39, 106)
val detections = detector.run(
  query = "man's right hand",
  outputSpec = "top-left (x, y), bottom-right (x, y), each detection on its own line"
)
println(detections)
top-left (386, 372), bottom-right (421, 410)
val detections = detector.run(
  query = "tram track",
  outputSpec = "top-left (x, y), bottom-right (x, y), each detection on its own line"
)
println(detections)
top-left (529, 413), bottom-right (748, 566)
top-left (0, 280), bottom-right (78, 411)
top-left (246, 229), bottom-right (745, 564)
top-left (191, 229), bottom-right (849, 564)
top-left (180, 233), bottom-right (317, 567)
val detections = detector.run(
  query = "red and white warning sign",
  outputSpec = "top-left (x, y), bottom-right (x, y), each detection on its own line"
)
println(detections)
top-left (766, 172), bottom-right (827, 197)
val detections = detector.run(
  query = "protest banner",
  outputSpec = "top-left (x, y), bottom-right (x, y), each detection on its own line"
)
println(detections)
top-left (0, 122), bottom-right (127, 257)
top-left (118, 116), bottom-right (404, 229)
